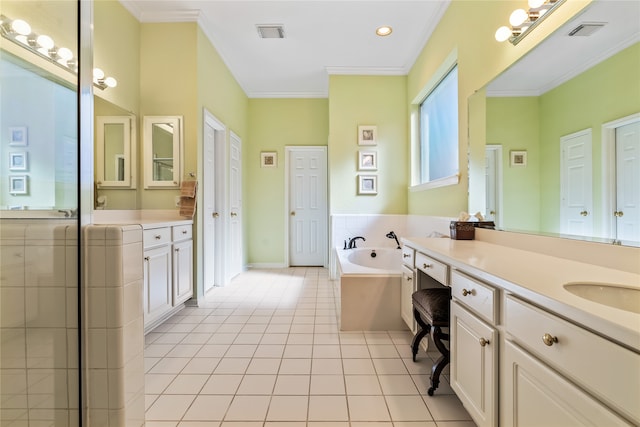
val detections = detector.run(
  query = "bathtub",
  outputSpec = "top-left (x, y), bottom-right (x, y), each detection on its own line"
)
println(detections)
top-left (335, 247), bottom-right (407, 331)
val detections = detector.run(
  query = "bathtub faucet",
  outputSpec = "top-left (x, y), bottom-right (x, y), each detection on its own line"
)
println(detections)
top-left (386, 231), bottom-right (401, 249)
top-left (347, 236), bottom-right (365, 249)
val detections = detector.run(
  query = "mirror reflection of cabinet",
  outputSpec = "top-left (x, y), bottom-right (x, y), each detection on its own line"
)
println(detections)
top-left (96, 116), bottom-right (136, 188)
top-left (143, 116), bottom-right (182, 188)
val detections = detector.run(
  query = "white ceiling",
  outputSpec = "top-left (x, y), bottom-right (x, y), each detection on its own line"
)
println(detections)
top-left (120, 0), bottom-right (450, 98)
top-left (487, 0), bottom-right (640, 96)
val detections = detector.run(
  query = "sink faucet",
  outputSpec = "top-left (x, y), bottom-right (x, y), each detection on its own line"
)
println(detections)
top-left (386, 231), bottom-right (401, 249)
top-left (58, 208), bottom-right (78, 218)
top-left (347, 236), bottom-right (365, 249)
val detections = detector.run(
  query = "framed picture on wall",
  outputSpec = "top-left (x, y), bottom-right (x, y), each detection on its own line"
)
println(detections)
top-left (261, 151), bottom-right (277, 168)
top-left (9, 152), bottom-right (28, 171)
top-left (9, 175), bottom-right (28, 195)
top-left (510, 150), bottom-right (527, 167)
top-left (358, 150), bottom-right (377, 170)
top-left (9, 127), bottom-right (28, 146)
top-left (358, 174), bottom-right (377, 195)
top-left (358, 125), bottom-right (377, 146)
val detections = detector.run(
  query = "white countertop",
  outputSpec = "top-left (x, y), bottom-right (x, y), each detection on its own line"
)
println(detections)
top-left (91, 209), bottom-right (192, 229)
top-left (402, 237), bottom-right (640, 352)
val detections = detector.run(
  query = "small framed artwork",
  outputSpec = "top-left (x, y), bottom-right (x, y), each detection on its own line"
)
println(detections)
top-left (358, 174), bottom-right (378, 195)
top-left (9, 175), bottom-right (28, 195)
top-left (358, 125), bottom-right (377, 146)
top-left (358, 150), bottom-right (377, 170)
top-left (9, 152), bottom-right (28, 171)
top-left (510, 150), bottom-right (527, 167)
top-left (261, 151), bottom-right (277, 168)
top-left (9, 127), bottom-right (28, 146)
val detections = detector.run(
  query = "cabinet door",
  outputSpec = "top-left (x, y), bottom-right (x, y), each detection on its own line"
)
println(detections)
top-left (401, 266), bottom-right (416, 333)
top-left (503, 340), bottom-right (632, 427)
top-left (450, 301), bottom-right (497, 427)
top-left (173, 239), bottom-right (193, 305)
top-left (144, 245), bottom-right (172, 326)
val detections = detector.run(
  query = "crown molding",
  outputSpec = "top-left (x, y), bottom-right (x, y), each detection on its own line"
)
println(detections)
top-left (325, 66), bottom-right (406, 76)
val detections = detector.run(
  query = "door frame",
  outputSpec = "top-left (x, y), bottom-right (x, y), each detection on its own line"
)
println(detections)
top-left (485, 144), bottom-right (503, 229)
top-left (284, 146), bottom-right (329, 267)
top-left (201, 109), bottom-right (227, 299)
top-left (601, 112), bottom-right (640, 239)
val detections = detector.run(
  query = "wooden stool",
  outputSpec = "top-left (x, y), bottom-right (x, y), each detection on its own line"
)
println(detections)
top-left (411, 287), bottom-right (451, 396)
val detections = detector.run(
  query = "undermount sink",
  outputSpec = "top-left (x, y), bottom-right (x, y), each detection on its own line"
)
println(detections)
top-left (563, 282), bottom-right (640, 314)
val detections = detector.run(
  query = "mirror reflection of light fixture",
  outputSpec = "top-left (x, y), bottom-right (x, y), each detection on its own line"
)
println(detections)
top-left (1, 14), bottom-right (117, 90)
top-left (495, 0), bottom-right (566, 45)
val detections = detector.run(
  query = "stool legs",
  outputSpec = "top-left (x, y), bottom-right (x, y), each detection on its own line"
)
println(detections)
top-left (411, 307), bottom-right (430, 362)
top-left (428, 326), bottom-right (450, 396)
top-left (411, 307), bottom-right (450, 396)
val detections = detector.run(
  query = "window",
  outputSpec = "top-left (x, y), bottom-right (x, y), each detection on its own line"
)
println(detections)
top-left (419, 65), bottom-right (458, 185)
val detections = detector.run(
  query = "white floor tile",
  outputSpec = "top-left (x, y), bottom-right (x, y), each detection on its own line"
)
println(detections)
top-left (273, 374), bottom-right (310, 395)
top-left (182, 357), bottom-right (221, 374)
top-left (344, 375), bottom-right (382, 395)
top-left (200, 375), bottom-right (243, 394)
top-left (347, 395), bottom-right (390, 421)
top-left (308, 395), bottom-right (348, 421)
top-left (266, 395), bottom-right (309, 421)
top-left (224, 395), bottom-right (270, 421)
top-left (214, 358), bottom-right (251, 374)
top-left (236, 374), bottom-right (276, 395)
top-left (146, 394), bottom-right (196, 420)
top-left (310, 375), bottom-right (345, 395)
top-left (385, 395), bottom-right (432, 421)
top-left (378, 375), bottom-right (419, 395)
top-left (278, 358), bottom-right (311, 375)
top-left (182, 395), bottom-right (233, 421)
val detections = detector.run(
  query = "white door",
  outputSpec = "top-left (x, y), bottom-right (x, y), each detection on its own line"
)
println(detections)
top-left (228, 132), bottom-right (243, 279)
top-left (287, 147), bottom-right (328, 266)
top-left (485, 145), bottom-right (502, 226)
top-left (615, 121), bottom-right (640, 243)
top-left (560, 130), bottom-right (593, 237)
top-left (203, 111), bottom-right (226, 293)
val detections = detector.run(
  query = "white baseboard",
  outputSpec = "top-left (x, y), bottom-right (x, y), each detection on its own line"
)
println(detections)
top-left (247, 263), bottom-right (287, 269)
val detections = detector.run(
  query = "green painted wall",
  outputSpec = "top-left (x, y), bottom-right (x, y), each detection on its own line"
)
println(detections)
top-left (247, 98), bottom-right (329, 263)
top-left (328, 75), bottom-right (408, 214)
top-left (486, 97), bottom-right (539, 231)
top-left (486, 42), bottom-right (640, 236)
top-left (408, 0), bottom-right (592, 217)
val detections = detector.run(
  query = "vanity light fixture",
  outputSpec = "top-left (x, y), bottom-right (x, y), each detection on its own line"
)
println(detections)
top-left (376, 26), bottom-right (393, 37)
top-left (495, 0), bottom-right (566, 45)
top-left (1, 14), bottom-right (117, 90)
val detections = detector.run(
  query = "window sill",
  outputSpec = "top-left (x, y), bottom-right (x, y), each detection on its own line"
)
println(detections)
top-left (409, 174), bottom-right (459, 192)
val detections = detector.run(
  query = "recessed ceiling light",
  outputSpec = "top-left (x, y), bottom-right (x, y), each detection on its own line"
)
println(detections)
top-left (376, 26), bottom-right (392, 37)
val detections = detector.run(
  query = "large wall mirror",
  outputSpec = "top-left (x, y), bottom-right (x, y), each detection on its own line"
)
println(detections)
top-left (469, 0), bottom-right (640, 247)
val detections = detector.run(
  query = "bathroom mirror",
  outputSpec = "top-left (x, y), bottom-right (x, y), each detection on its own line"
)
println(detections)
top-left (95, 115), bottom-right (136, 188)
top-left (143, 116), bottom-right (182, 188)
top-left (468, 0), bottom-right (640, 247)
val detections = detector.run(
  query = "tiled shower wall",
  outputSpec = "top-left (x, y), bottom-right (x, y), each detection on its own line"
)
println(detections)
top-left (85, 225), bottom-right (145, 427)
top-left (0, 220), bottom-right (78, 426)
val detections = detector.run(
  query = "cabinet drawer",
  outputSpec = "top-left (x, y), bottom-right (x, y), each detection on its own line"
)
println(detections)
top-left (451, 270), bottom-right (497, 324)
top-left (143, 227), bottom-right (171, 248)
top-left (172, 224), bottom-right (192, 241)
top-left (505, 295), bottom-right (640, 424)
top-left (415, 252), bottom-right (448, 285)
top-left (401, 246), bottom-right (415, 268)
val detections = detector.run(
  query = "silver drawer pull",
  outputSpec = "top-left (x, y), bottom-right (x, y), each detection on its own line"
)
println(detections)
top-left (403, 253), bottom-right (411, 258)
top-left (462, 288), bottom-right (473, 296)
top-left (542, 333), bottom-right (558, 346)
top-left (479, 338), bottom-right (490, 347)
top-left (423, 263), bottom-right (432, 269)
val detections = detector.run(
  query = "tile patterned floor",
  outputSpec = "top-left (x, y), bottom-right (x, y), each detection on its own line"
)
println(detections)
top-left (144, 267), bottom-right (477, 427)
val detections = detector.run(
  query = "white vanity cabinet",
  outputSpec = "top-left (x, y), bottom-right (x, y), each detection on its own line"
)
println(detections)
top-left (143, 221), bottom-right (193, 332)
top-left (143, 227), bottom-right (173, 328)
top-left (450, 270), bottom-right (498, 427)
top-left (172, 224), bottom-right (194, 306)
top-left (401, 245), bottom-right (416, 333)
top-left (503, 295), bottom-right (639, 426)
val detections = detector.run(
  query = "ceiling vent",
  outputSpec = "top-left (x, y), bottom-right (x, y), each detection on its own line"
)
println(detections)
top-left (257, 25), bottom-right (285, 39)
top-left (567, 22), bottom-right (606, 37)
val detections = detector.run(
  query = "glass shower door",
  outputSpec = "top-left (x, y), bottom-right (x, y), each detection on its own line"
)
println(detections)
top-left (1, 1), bottom-right (80, 426)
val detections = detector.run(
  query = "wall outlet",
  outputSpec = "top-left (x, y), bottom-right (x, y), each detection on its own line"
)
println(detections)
top-left (175, 196), bottom-right (181, 207)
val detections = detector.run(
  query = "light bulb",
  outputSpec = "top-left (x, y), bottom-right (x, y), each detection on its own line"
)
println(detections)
top-left (509, 9), bottom-right (529, 27)
top-left (57, 47), bottom-right (73, 60)
top-left (11, 19), bottom-right (31, 36)
top-left (528, 0), bottom-right (545, 8)
top-left (37, 47), bottom-right (51, 57)
top-left (36, 34), bottom-right (54, 50)
top-left (376, 26), bottom-right (393, 36)
top-left (104, 77), bottom-right (117, 88)
top-left (93, 68), bottom-right (105, 79)
top-left (495, 26), bottom-right (512, 42)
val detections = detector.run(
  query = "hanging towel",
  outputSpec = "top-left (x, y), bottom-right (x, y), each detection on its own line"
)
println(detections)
top-left (180, 180), bottom-right (197, 197)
